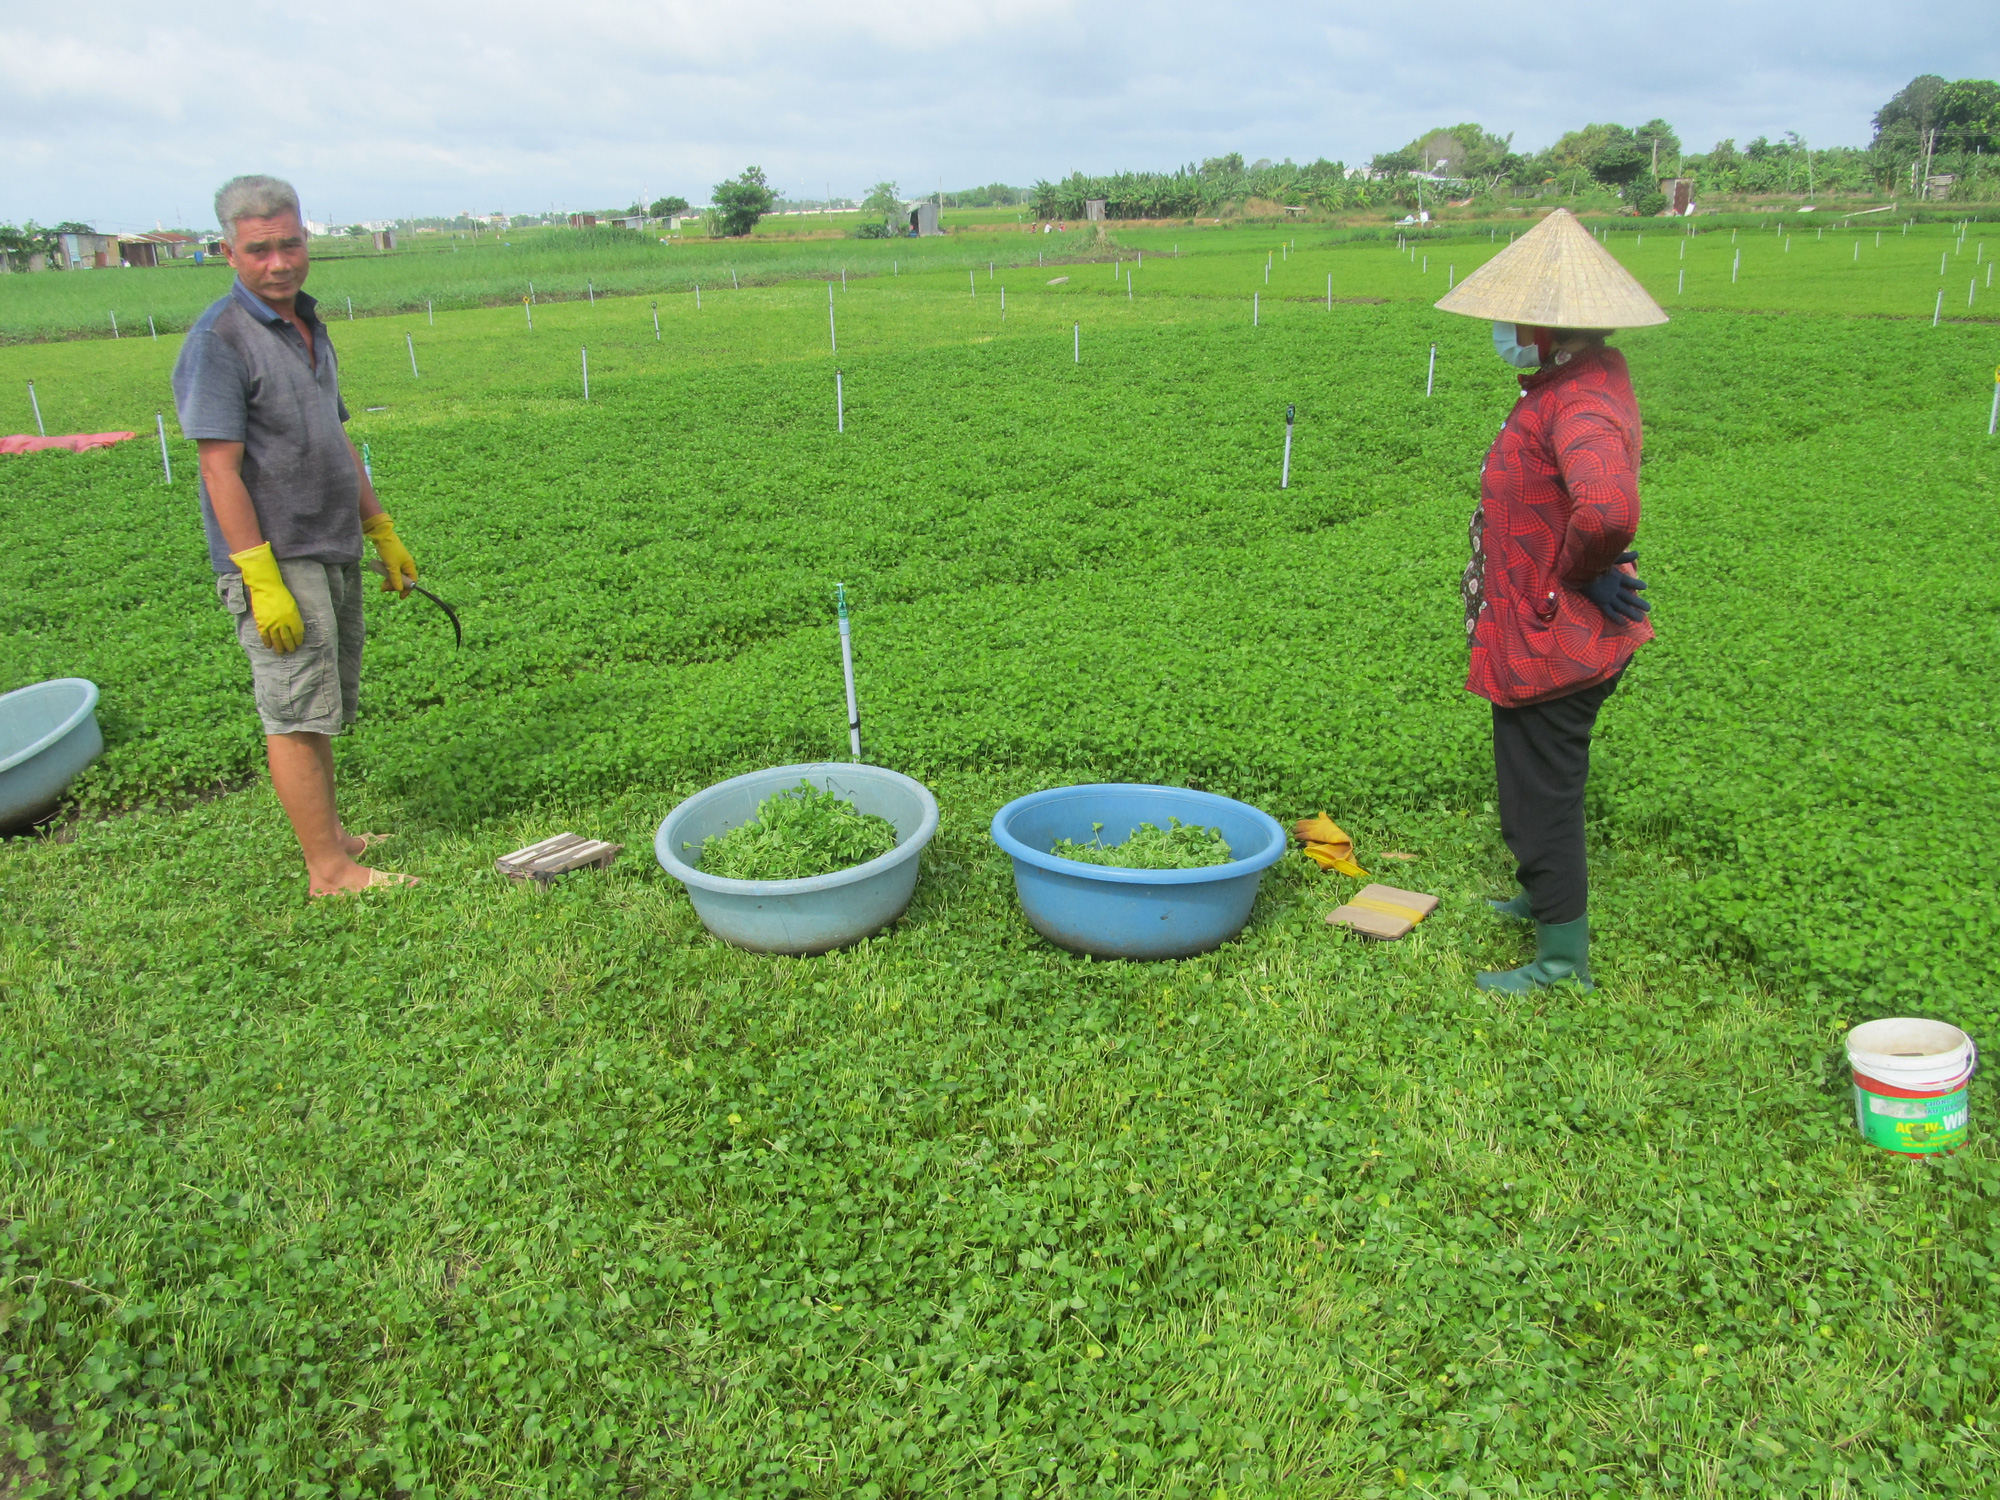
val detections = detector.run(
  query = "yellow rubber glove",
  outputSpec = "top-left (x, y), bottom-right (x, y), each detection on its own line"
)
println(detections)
top-left (227, 542), bottom-right (306, 653)
top-left (1293, 812), bottom-right (1368, 877)
top-left (363, 512), bottom-right (418, 595)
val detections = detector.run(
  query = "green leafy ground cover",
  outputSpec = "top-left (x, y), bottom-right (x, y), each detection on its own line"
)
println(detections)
top-left (0, 226), bottom-right (1100, 342)
top-left (5, 218), bottom-right (1995, 346)
top-left (1051, 820), bottom-right (1234, 870)
top-left (698, 783), bottom-right (900, 881)
top-left (2, 228), bottom-right (1998, 1496)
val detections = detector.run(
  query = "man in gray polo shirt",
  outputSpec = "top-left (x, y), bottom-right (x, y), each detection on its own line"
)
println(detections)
top-left (173, 174), bottom-right (421, 896)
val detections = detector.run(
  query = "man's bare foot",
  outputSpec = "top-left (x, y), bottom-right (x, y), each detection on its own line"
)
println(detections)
top-left (341, 831), bottom-right (391, 859)
top-left (309, 861), bottom-right (419, 898)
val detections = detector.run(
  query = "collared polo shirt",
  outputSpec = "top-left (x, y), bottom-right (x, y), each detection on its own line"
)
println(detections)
top-left (172, 279), bottom-right (363, 572)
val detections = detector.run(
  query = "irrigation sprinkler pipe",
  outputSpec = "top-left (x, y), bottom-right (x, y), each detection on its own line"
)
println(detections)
top-left (1426, 343), bottom-right (1437, 398)
top-left (27, 380), bottom-right (44, 436)
top-left (652, 301), bottom-right (660, 340)
top-left (1990, 367), bottom-right (2000, 437)
top-left (837, 583), bottom-right (861, 761)
top-left (581, 346), bottom-right (589, 400)
top-left (155, 412), bottom-right (172, 484)
top-left (407, 334), bottom-right (419, 378)
top-left (1280, 405), bottom-right (1294, 489)
top-left (148, 315), bottom-right (157, 340)
top-left (836, 369), bottom-right (844, 433)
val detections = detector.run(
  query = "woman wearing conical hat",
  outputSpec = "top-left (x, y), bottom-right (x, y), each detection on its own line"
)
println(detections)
top-left (1434, 208), bottom-right (1662, 994)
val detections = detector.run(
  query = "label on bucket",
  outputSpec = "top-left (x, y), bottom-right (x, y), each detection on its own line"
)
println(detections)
top-left (1852, 1083), bottom-right (1969, 1154)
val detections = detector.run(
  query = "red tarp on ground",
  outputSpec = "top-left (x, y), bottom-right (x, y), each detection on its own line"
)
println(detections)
top-left (1, 432), bottom-right (140, 455)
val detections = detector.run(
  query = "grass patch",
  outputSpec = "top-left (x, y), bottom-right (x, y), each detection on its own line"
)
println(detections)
top-left (1, 228), bottom-right (1997, 1495)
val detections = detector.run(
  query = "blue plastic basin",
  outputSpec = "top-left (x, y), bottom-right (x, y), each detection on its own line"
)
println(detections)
top-left (990, 784), bottom-right (1287, 960)
top-left (655, 763), bottom-right (939, 955)
top-left (0, 678), bottom-right (103, 835)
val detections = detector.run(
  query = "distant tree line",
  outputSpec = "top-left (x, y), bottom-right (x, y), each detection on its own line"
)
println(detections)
top-left (1033, 76), bottom-right (2000, 219)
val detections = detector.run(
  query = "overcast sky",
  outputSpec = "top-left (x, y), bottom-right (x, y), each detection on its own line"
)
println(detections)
top-left (2, 0), bottom-right (1992, 231)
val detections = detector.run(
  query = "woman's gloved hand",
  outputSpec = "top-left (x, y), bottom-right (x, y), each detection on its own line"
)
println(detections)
top-left (363, 512), bottom-right (419, 595)
top-left (227, 542), bottom-right (306, 653)
top-left (1582, 550), bottom-right (1650, 624)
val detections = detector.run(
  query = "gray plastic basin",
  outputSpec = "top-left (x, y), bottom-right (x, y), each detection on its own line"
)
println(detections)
top-left (655, 763), bottom-right (939, 954)
top-left (0, 678), bottom-right (103, 835)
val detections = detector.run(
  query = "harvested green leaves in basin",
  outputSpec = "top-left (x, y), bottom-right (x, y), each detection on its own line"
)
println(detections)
top-left (696, 780), bottom-right (899, 880)
top-left (1051, 817), bottom-right (1233, 869)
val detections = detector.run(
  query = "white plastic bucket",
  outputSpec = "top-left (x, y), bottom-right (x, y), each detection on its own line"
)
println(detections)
top-left (1846, 1018), bottom-right (1975, 1156)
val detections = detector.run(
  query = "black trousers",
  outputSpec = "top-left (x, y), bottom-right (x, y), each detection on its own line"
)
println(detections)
top-left (1490, 669), bottom-right (1623, 925)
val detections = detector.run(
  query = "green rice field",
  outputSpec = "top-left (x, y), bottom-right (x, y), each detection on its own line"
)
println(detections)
top-left (1, 217), bottom-right (1997, 1497)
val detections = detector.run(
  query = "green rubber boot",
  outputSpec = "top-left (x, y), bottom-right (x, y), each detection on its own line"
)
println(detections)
top-left (1476, 916), bottom-right (1593, 994)
top-left (1487, 889), bottom-right (1533, 921)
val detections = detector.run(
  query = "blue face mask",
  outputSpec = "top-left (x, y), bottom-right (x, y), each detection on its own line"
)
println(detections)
top-left (1492, 322), bottom-right (1541, 369)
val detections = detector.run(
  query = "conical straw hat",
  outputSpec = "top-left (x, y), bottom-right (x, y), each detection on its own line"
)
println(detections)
top-left (1434, 208), bottom-right (1667, 328)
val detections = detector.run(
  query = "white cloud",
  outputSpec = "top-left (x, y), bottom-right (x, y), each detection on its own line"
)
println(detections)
top-left (0, 0), bottom-right (1993, 228)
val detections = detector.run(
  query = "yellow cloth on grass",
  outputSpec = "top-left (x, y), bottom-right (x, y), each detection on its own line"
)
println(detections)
top-left (1293, 811), bottom-right (1367, 877)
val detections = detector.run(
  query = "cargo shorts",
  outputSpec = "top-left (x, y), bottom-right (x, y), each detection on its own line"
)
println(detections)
top-left (217, 558), bottom-right (364, 736)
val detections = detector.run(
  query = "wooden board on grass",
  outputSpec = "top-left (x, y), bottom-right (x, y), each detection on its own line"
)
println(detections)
top-left (495, 833), bottom-right (623, 884)
top-left (1327, 884), bottom-right (1440, 941)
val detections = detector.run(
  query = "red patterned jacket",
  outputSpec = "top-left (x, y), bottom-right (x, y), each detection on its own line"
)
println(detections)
top-left (1463, 344), bottom-right (1654, 707)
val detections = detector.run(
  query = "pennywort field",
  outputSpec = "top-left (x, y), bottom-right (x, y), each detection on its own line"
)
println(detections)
top-left (1, 218), bottom-right (1998, 1497)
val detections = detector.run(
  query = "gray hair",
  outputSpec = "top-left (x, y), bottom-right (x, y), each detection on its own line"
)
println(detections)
top-left (214, 175), bottom-right (302, 243)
